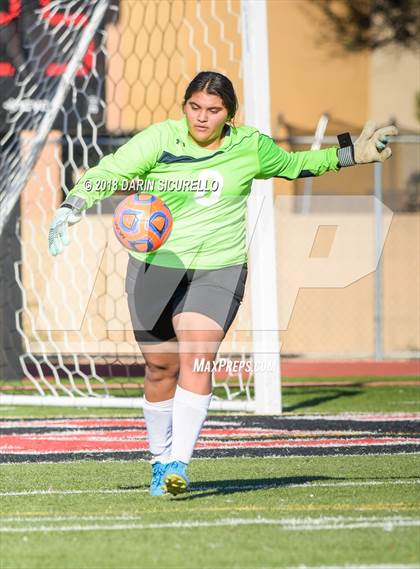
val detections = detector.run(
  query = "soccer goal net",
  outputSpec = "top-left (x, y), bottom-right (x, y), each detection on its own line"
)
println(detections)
top-left (0, 0), bottom-right (280, 413)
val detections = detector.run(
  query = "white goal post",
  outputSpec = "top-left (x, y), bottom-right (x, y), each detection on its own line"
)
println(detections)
top-left (241, 0), bottom-right (281, 413)
top-left (0, 0), bottom-right (281, 413)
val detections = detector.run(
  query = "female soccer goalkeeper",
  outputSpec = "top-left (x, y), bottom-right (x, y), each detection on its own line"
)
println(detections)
top-left (48, 71), bottom-right (397, 497)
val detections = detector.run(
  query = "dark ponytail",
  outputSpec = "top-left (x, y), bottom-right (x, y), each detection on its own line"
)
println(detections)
top-left (183, 71), bottom-right (238, 121)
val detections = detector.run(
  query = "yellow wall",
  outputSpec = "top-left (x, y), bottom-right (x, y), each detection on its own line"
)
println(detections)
top-left (279, 214), bottom-right (420, 357)
top-left (268, 0), bottom-right (419, 132)
top-left (267, 0), bottom-right (369, 132)
top-left (370, 46), bottom-right (420, 130)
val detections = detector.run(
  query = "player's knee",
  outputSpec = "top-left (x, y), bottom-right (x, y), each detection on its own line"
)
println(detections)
top-left (179, 353), bottom-right (216, 374)
top-left (179, 337), bottom-right (222, 358)
top-left (145, 361), bottom-right (179, 383)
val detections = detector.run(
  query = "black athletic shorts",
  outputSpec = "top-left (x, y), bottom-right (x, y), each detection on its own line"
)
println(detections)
top-left (125, 255), bottom-right (248, 344)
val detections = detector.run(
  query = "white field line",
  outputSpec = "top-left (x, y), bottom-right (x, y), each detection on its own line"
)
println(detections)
top-left (1, 515), bottom-right (418, 524)
top-left (0, 515), bottom-right (419, 533)
top-left (282, 565), bottom-right (420, 569)
top-left (1, 478), bottom-right (419, 497)
top-left (1, 515), bottom-right (147, 522)
top-left (0, 488), bottom-right (148, 497)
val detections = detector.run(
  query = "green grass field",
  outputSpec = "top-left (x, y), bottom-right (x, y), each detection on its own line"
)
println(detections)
top-left (1, 455), bottom-right (419, 569)
top-left (1, 378), bottom-right (419, 569)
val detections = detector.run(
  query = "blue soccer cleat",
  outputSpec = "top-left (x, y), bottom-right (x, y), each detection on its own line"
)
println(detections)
top-left (149, 462), bottom-right (168, 497)
top-left (164, 461), bottom-right (190, 495)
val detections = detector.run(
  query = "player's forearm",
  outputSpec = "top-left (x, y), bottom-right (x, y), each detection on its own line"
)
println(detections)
top-left (274, 121), bottom-right (397, 181)
top-left (64, 154), bottom-right (133, 211)
top-left (278, 146), bottom-right (340, 180)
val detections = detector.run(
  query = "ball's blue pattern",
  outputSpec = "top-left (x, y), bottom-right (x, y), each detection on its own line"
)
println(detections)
top-left (119, 208), bottom-right (142, 233)
top-left (147, 211), bottom-right (169, 238)
top-left (128, 237), bottom-right (154, 251)
top-left (134, 193), bottom-right (157, 204)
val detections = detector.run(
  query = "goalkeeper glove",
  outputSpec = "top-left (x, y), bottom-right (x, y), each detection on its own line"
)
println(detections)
top-left (337, 120), bottom-right (398, 167)
top-left (48, 196), bottom-right (85, 256)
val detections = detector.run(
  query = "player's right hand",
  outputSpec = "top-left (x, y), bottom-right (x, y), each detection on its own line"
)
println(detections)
top-left (354, 121), bottom-right (398, 164)
top-left (48, 207), bottom-right (81, 256)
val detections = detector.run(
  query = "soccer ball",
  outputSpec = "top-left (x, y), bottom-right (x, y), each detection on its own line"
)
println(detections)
top-left (113, 193), bottom-right (173, 253)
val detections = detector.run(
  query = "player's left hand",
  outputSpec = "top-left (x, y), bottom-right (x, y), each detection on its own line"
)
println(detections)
top-left (48, 207), bottom-right (81, 256)
top-left (354, 121), bottom-right (399, 164)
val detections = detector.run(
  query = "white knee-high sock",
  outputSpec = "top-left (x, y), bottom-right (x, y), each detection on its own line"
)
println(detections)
top-left (142, 397), bottom-right (174, 463)
top-left (170, 385), bottom-right (212, 464)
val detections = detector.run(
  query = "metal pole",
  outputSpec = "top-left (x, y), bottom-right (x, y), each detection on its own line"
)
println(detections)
top-left (301, 113), bottom-right (329, 214)
top-left (374, 162), bottom-right (384, 360)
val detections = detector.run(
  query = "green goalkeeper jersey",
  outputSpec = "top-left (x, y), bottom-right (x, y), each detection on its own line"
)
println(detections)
top-left (68, 117), bottom-right (339, 269)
